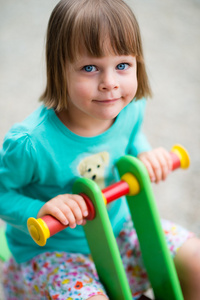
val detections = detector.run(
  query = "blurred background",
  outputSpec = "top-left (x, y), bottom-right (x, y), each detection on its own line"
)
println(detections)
top-left (0, 0), bottom-right (200, 298)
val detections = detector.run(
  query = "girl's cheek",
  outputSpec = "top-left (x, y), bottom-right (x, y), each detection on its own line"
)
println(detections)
top-left (126, 82), bottom-right (138, 99)
top-left (76, 82), bottom-right (96, 98)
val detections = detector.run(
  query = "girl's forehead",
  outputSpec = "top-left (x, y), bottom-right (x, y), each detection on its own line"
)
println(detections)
top-left (79, 37), bottom-right (116, 56)
top-left (73, 37), bottom-right (135, 63)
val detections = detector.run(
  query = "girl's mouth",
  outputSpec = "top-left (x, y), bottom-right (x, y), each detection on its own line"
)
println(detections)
top-left (93, 98), bottom-right (120, 104)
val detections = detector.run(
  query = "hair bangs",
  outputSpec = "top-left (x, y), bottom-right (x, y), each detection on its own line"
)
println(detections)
top-left (67, 0), bottom-right (141, 62)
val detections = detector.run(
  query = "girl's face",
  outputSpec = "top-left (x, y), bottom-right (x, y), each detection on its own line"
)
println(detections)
top-left (64, 47), bottom-right (138, 134)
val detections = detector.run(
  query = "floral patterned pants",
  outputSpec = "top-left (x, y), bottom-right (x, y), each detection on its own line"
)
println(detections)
top-left (3, 218), bottom-right (194, 300)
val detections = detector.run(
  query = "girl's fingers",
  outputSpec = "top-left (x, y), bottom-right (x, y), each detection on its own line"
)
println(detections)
top-left (37, 194), bottom-right (88, 228)
top-left (64, 197), bottom-right (85, 228)
top-left (155, 148), bottom-right (172, 181)
top-left (153, 149), bottom-right (169, 181)
top-left (139, 155), bottom-right (157, 182)
top-left (70, 194), bottom-right (88, 218)
top-left (138, 148), bottom-right (173, 183)
top-left (38, 200), bottom-right (70, 226)
top-left (146, 154), bottom-right (162, 183)
top-left (162, 149), bottom-right (173, 171)
top-left (62, 194), bottom-right (89, 228)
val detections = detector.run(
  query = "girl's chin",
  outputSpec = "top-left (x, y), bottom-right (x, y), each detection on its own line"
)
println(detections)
top-left (94, 106), bottom-right (123, 120)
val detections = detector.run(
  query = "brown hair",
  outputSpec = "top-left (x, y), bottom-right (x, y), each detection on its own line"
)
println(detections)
top-left (40, 0), bottom-right (152, 111)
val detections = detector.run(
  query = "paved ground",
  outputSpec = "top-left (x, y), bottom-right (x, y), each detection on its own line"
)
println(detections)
top-left (0, 0), bottom-right (200, 299)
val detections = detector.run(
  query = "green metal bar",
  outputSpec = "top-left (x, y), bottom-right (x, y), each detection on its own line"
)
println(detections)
top-left (116, 155), bottom-right (184, 300)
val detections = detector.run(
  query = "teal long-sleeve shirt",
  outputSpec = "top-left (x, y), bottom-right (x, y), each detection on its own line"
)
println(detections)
top-left (0, 99), bottom-right (151, 263)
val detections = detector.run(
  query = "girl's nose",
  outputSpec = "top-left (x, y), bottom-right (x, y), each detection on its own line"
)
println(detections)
top-left (98, 72), bottom-right (119, 91)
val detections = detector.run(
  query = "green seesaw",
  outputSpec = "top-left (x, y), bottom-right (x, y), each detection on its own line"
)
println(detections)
top-left (27, 144), bottom-right (190, 300)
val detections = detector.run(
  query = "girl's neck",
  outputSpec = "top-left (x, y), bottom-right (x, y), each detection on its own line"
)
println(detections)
top-left (56, 109), bottom-right (114, 137)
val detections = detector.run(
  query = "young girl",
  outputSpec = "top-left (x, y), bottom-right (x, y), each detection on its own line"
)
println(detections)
top-left (1, 0), bottom-right (200, 299)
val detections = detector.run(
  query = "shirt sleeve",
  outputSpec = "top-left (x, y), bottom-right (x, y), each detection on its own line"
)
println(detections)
top-left (128, 99), bottom-right (152, 157)
top-left (0, 129), bottom-right (44, 234)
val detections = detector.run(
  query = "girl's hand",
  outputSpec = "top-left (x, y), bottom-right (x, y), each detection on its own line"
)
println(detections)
top-left (138, 147), bottom-right (172, 183)
top-left (37, 194), bottom-right (88, 229)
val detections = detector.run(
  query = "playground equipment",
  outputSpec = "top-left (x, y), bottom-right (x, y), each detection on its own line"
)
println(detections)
top-left (0, 227), bottom-right (11, 262)
top-left (27, 144), bottom-right (190, 300)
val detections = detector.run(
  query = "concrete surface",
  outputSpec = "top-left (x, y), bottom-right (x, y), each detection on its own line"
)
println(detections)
top-left (0, 0), bottom-right (200, 299)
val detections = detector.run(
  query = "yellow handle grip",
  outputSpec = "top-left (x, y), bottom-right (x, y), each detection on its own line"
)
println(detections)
top-left (27, 217), bottom-right (50, 246)
top-left (171, 144), bottom-right (190, 169)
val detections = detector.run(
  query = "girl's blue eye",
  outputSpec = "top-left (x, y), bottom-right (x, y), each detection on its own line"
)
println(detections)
top-left (83, 65), bottom-right (96, 72)
top-left (117, 63), bottom-right (128, 70)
